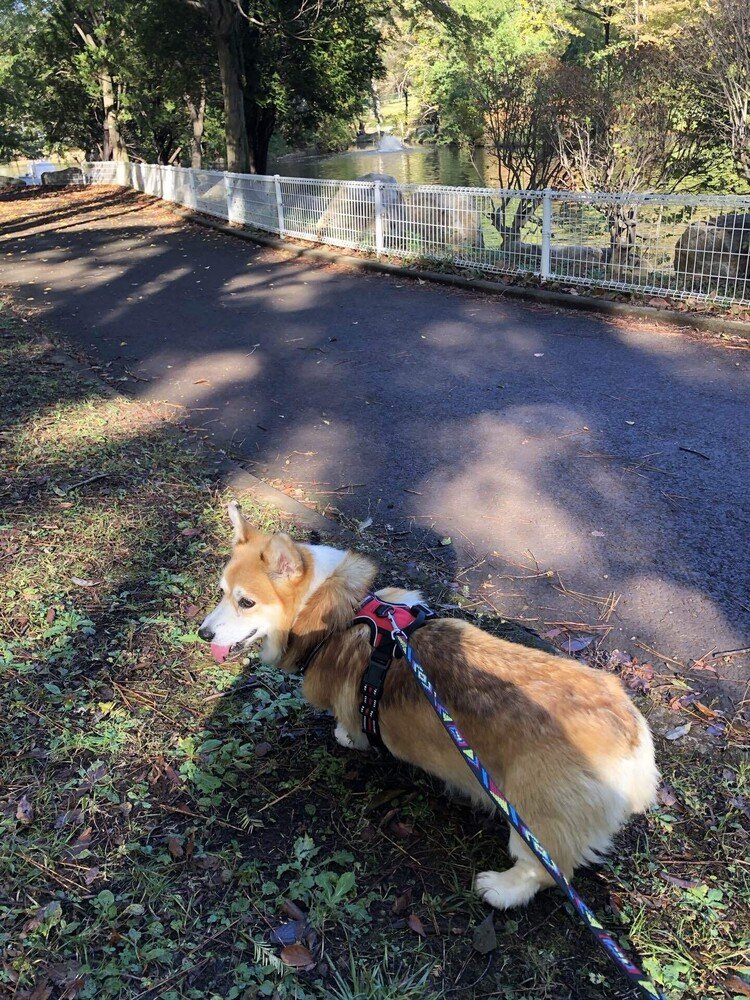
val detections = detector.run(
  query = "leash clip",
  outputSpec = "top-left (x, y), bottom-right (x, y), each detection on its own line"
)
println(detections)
top-left (386, 609), bottom-right (408, 645)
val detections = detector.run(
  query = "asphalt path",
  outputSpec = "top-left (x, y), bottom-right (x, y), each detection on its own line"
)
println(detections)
top-left (2, 186), bottom-right (748, 703)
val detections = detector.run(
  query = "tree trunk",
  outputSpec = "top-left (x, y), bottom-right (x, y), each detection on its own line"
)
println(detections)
top-left (154, 126), bottom-right (176, 164)
top-left (100, 68), bottom-right (128, 161)
top-left (185, 83), bottom-right (207, 169)
top-left (371, 80), bottom-right (381, 133)
top-left (216, 29), bottom-right (250, 172)
top-left (246, 102), bottom-right (275, 175)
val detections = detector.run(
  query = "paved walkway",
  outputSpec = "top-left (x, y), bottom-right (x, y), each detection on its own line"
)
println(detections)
top-left (2, 186), bottom-right (748, 702)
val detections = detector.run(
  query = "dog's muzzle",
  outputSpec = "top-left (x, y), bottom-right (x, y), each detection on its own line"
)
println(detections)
top-left (198, 627), bottom-right (257, 663)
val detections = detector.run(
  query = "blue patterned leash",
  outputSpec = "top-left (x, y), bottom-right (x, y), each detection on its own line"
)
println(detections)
top-left (387, 613), bottom-right (665, 1000)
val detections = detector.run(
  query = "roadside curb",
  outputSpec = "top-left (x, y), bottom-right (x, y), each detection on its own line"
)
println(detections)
top-left (168, 205), bottom-right (750, 341)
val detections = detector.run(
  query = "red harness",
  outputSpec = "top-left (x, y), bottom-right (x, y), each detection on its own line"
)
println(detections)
top-left (352, 594), bottom-right (436, 750)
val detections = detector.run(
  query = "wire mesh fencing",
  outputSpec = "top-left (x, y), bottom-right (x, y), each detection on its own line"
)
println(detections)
top-left (82, 163), bottom-right (750, 307)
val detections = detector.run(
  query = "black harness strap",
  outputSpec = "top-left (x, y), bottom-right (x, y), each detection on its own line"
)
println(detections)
top-left (353, 595), bottom-right (436, 750)
top-left (297, 634), bottom-right (332, 677)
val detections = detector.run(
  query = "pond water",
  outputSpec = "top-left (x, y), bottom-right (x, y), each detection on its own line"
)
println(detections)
top-left (270, 142), bottom-right (498, 188)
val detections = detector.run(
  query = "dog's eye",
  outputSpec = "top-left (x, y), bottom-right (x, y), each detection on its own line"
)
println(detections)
top-left (238, 597), bottom-right (255, 610)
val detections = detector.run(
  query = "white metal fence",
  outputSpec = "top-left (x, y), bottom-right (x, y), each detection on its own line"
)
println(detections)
top-left (83, 161), bottom-right (750, 307)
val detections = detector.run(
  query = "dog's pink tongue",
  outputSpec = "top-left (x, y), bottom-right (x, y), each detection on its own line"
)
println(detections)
top-left (210, 643), bottom-right (231, 663)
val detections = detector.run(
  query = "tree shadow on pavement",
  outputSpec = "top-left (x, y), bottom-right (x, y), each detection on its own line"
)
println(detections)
top-left (1, 185), bottom-right (748, 714)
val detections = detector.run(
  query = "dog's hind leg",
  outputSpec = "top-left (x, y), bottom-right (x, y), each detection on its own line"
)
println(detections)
top-left (475, 829), bottom-right (555, 909)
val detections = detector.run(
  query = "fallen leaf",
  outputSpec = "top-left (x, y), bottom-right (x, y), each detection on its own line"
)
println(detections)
top-left (664, 722), bottom-right (692, 741)
top-left (195, 853), bottom-right (220, 869)
top-left (180, 527), bottom-right (202, 538)
top-left (23, 901), bottom-right (62, 933)
top-left (689, 657), bottom-right (718, 672)
top-left (76, 764), bottom-right (108, 794)
top-left (46, 607), bottom-right (56, 624)
top-left (16, 795), bottom-right (34, 824)
top-left (63, 827), bottom-right (92, 860)
top-left (167, 836), bottom-right (184, 859)
top-left (70, 577), bottom-right (99, 588)
top-left (564, 635), bottom-right (594, 654)
top-left (280, 899), bottom-right (306, 921)
top-left (656, 784), bottom-right (680, 809)
top-left (380, 807), bottom-right (399, 827)
top-left (440, 537), bottom-right (452, 546)
top-left (254, 742), bottom-right (272, 758)
top-left (46, 960), bottom-right (83, 988)
top-left (660, 872), bottom-right (700, 889)
top-left (390, 821), bottom-right (415, 839)
top-left (392, 888), bottom-right (412, 915)
top-left (407, 913), bottom-right (426, 937)
top-left (269, 920), bottom-right (306, 946)
top-left (726, 975), bottom-right (750, 996)
top-left (624, 662), bottom-right (654, 693)
top-left (28, 980), bottom-right (52, 1000)
top-left (54, 808), bottom-right (83, 830)
top-left (184, 604), bottom-right (199, 619)
top-left (670, 693), bottom-right (697, 712)
top-left (84, 867), bottom-right (99, 885)
top-left (360, 822), bottom-right (376, 842)
top-left (279, 944), bottom-right (315, 969)
top-left (193, 378), bottom-right (210, 385)
top-left (163, 763), bottom-right (182, 786)
top-left (472, 912), bottom-right (497, 954)
top-left (694, 701), bottom-right (718, 719)
top-left (728, 796), bottom-right (750, 819)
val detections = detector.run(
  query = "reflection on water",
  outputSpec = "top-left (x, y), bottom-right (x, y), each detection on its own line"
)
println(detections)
top-left (270, 144), bottom-right (498, 188)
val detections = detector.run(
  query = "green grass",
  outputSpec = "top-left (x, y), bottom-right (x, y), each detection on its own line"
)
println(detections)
top-left (1, 305), bottom-right (749, 999)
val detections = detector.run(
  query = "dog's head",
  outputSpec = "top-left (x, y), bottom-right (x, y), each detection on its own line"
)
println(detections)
top-left (198, 501), bottom-right (312, 666)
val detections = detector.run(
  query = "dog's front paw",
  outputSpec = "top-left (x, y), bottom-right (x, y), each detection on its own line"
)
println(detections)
top-left (334, 721), bottom-right (356, 749)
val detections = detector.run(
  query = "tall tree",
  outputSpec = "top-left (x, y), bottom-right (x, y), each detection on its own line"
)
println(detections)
top-left (677, 0), bottom-right (750, 183)
top-left (188, 0), bottom-right (250, 171)
top-left (56, 0), bottom-right (131, 160)
top-left (184, 0), bottom-right (384, 174)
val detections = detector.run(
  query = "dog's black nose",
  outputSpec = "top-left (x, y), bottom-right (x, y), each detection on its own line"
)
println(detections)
top-left (198, 625), bottom-right (214, 642)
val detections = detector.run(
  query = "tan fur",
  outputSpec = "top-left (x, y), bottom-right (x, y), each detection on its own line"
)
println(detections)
top-left (204, 512), bottom-right (659, 909)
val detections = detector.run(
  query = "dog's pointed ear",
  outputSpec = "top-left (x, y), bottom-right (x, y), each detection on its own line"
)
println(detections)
top-left (227, 500), bottom-right (256, 545)
top-left (262, 533), bottom-right (304, 582)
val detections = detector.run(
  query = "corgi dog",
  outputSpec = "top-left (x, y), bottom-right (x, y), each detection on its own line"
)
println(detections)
top-left (199, 502), bottom-right (658, 910)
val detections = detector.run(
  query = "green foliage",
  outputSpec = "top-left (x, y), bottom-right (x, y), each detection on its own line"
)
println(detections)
top-left (375, 0), bottom-right (749, 194)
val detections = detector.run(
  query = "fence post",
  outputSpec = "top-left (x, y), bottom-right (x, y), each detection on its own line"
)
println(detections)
top-left (225, 175), bottom-right (236, 223)
top-left (274, 175), bottom-right (285, 238)
top-left (374, 181), bottom-right (384, 258)
top-left (188, 168), bottom-right (197, 211)
top-left (541, 188), bottom-right (552, 281)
